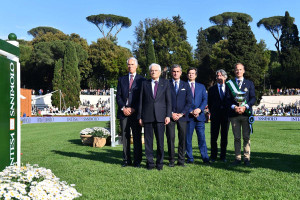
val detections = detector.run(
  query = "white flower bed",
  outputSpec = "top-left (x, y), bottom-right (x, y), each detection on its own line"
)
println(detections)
top-left (0, 164), bottom-right (81, 200)
top-left (80, 127), bottom-right (110, 137)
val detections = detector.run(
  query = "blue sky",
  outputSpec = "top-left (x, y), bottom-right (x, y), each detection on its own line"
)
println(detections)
top-left (1, 0), bottom-right (300, 51)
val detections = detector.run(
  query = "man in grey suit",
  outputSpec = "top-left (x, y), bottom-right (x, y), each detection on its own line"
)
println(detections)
top-left (138, 63), bottom-right (172, 170)
top-left (227, 63), bottom-right (256, 166)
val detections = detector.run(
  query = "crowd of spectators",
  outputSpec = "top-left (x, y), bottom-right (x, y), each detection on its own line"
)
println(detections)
top-left (31, 97), bottom-right (111, 116)
top-left (80, 89), bottom-right (110, 95)
top-left (254, 101), bottom-right (300, 116)
top-left (267, 88), bottom-right (300, 96)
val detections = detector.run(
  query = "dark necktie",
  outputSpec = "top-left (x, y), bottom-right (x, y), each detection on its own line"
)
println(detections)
top-left (219, 84), bottom-right (224, 100)
top-left (129, 75), bottom-right (134, 90)
top-left (191, 82), bottom-right (195, 97)
top-left (153, 81), bottom-right (158, 99)
top-left (237, 80), bottom-right (242, 89)
top-left (175, 81), bottom-right (178, 94)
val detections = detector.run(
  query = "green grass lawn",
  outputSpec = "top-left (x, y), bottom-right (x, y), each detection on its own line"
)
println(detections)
top-left (20, 121), bottom-right (300, 199)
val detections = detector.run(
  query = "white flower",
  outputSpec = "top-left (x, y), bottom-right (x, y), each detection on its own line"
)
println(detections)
top-left (0, 164), bottom-right (82, 199)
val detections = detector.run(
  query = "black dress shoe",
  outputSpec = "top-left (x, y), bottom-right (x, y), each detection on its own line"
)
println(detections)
top-left (231, 159), bottom-right (241, 166)
top-left (147, 166), bottom-right (155, 170)
top-left (186, 160), bottom-right (194, 164)
top-left (168, 163), bottom-right (175, 167)
top-left (177, 163), bottom-right (186, 167)
top-left (134, 163), bottom-right (141, 168)
top-left (156, 166), bottom-right (163, 171)
top-left (220, 158), bottom-right (227, 163)
top-left (244, 159), bottom-right (250, 166)
top-left (122, 161), bottom-right (132, 167)
top-left (210, 158), bottom-right (216, 163)
top-left (203, 160), bottom-right (211, 165)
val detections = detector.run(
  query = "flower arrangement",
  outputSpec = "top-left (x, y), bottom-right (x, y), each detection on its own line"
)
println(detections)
top-left (80, 127), bottom-right (110, 139)
top-left (0, 164), bottom-right (81, 200)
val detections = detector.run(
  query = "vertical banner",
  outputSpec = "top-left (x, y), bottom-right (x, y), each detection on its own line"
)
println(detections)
top-left (0, 36), bottom-right (20, 172)
top-left (0, 57), bottom-right (18, 171)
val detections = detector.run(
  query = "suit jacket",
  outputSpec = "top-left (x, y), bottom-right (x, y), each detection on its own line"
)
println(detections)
top-left (208, 84), bottom-right (229, 119)
top-left (116, 74), bottom-right (145, 119)
top-left (138, 78), bottom-right (172, 123)
top-left (169, 80), bottom-right (193, 121)
top-left (188, 82), bottom-right (208, 122)
top-left (226, 78), bottom-right (256, 117)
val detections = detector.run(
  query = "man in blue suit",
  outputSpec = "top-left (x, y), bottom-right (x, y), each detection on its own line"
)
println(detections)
top-left (166, 64), bottom-right (192, 167)
top-left (186, 67), bottom-right (210, 164)
top-left (116, 57), bottom-right (145, 168)
top-left (138, 63), bottom-right (172, 170)
top-left (227, 63), bottom-right (256, 166)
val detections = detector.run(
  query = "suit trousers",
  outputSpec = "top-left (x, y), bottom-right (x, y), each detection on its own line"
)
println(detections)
top-left (186, 119), bottom-right (209, 162)
top-left (120, 116), bottom-right (142, 165)
top-left (210, 111), bottom-right (229, 160)
top-left (166, 120), bottom-right (187, 165)
top-left (230, 115), bottom-right (251, 161)
top-left (144, 122), bottom-right (165, 168)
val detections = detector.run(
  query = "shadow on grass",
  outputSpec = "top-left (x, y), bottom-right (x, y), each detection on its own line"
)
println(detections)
top-left (52, 149), bottom-right (122, 165)
top-left (279, 129), bottom-right (300, 131)
top-left (68, 139), bottom-right (82, 146)
top-left (208, 150), bottom-right (300, 174)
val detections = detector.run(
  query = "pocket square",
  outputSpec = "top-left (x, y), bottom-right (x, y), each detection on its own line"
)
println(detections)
top-left (181, 88), bottom-right (186, 90)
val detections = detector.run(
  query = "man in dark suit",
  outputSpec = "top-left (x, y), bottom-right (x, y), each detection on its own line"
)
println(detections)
top-left (227, 63), bottom-right (256, 166)
top-left (166, 64), bottom-right (192, 167)
top-left (186, 67), bottom-right (210, 164)
top-left (208, 69), bottom-right (229, 163)
top-left (138, 63), bottom-right (172, 170)
top-left (116, 57), bottom-right (145, 168)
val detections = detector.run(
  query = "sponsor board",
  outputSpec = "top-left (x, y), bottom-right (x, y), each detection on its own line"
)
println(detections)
top-left (21, 116), bottom-right (110, 124)
top-left (0, 57), bottom-right (18, 171)
top-left (254, 116), bottom-right (300, 122)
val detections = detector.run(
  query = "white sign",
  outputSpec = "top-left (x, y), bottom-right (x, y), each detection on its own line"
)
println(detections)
top-left (21, 116), bottom-right (110, 124)
top-left (254, 116), bottom-right (300, 122)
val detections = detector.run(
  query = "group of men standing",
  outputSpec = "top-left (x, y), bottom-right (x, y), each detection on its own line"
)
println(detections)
top-left (117, 57), bottom-right (256, 170)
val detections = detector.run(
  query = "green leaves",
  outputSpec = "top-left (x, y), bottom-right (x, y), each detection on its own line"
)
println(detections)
top-left (86, 14), bottom-right (132, 40)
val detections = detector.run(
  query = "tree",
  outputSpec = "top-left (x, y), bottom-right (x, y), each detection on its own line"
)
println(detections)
top-left (86, 14), bottom-right (131, 41)
top-left (257, 16), bottom-right (286, 56)
top-left (132, 16), bottom-right (193, 79)
top-left (228, 17), bottom-right (270, 102)
top-left (145, 36), bottom-right (156, 78)
top-left (60, 41), bottom-right (81, 108)
top-left (26, 39), bottom-right (89, 92)
top-left (208, 12), bottom-right (253, 40)
top-left (28, 26), bottom-right (62, 38)
top-left (51, 59), bottom-right (63, 107)
top-left (279, 11), bottom-right (300, 87)
top-left (195, 12), bottom-right (253, 87)
top-left (88, 38), bottom-right (132, 88)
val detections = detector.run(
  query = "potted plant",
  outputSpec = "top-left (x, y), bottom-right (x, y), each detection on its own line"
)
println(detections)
top-left (80, 128), bottom-right (94, 146)
top-left (90, 127), bottom-right (110, 148)
top-left (80, 127), bottom-right (110, 147)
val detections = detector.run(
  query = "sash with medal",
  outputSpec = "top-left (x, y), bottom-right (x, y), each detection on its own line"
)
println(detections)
top-left (226, 79), bottom-right (254, 134)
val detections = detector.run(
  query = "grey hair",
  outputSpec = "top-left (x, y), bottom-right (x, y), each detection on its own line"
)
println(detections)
top-left (216, 69), bottom-right (227, 79)
top-left (127, 57), bottom-right (138, 66)
top-left (149, 63), bottom-right (161, 72)
top-left (171, 64), bottom-right (182, 72)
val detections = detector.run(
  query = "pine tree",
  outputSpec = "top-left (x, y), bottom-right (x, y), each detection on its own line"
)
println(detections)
top-left (61, 41), bottom-right (81, 109)
top-left (145, 36), bottom-right (156, 78)
top-left (279, 11), bottom-right (300, 87)
top-left (228, 17), bottom-right (270, 102)
top-left (51, 58), bottom-right (63, 107)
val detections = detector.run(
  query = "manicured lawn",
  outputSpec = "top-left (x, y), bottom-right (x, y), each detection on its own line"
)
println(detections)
top-left (21, 121), bottom-right (300, 199)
